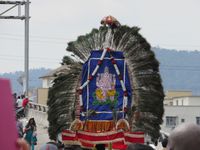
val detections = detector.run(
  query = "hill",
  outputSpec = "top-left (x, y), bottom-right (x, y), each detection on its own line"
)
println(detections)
top-left (153, 47), bottom-right (200, 95)
top-left (0, 48), bottom-right (200, 95)
top-left (0, 68), bottom-right (51, 95)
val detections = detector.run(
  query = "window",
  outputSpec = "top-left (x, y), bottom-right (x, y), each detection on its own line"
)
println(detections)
top-left (166, 116), bottom-right (177, 127)
top-left (181, 118), bottom-right (185, 123)
top-left (196, 117), bottom-right (200, 125)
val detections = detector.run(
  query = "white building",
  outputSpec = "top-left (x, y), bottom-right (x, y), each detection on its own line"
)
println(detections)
top-left (164, 90), bottom-right (192, 105)
top-left (162, 92), bottom-right (200, 133)
top-left (39, 65), bottom-right (70, 88)
top-left (172, 96), bottom-right (200, 106)
top-left (161, 105), bottom-right (200, 133)
top-left (38, 65), bottom-right (70, 105)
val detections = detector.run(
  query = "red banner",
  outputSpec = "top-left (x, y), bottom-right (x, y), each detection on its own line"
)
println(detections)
top-left (77, 130), bottom-right (124, 144)
top-left (124, 132), bottom-right (145, 144)
top-left (62, 130), bottom-right (80, 145)
top-left (62, 129), bottom-right (144, 149)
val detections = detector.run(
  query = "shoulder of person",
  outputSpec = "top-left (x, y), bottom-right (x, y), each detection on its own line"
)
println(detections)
top-left (39, 142), bottom-right (58, 150)
top-left (18, 121), bottom-right (23, 126)
top-left (47, 141), bottom-right (57, 145)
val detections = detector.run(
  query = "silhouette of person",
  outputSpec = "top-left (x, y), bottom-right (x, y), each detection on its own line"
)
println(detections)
top-left (17, 139), bottom-right (29, 150)
top-left (167, 123), bottom-right (200, 150)
top-left (127, 143), bottom-right (155, 150)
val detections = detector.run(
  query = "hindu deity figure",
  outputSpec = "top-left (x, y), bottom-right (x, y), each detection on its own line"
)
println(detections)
top-left (96, 67), bottom-right (116, 101)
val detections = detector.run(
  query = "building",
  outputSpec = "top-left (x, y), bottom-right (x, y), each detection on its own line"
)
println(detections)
top-left (161, 90), bottom-right (200, 133)
top-left (164, 90), bottom-right (192, 105)
top-left (171, 96), bottom-right (200, 106)
top-left (37, 65), bottom-right (70, 105)
top-left (161, 105), bottom-right (200, 133)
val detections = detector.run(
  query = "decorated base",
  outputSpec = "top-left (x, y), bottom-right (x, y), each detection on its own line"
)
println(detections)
top-left (62, 129), bottom-right (144, 149)
top-left (62, 119), bottom-right (144, 149)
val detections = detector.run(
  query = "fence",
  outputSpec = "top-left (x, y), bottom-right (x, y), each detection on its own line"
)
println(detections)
top-left (27, 102), bottom-right (48, 127)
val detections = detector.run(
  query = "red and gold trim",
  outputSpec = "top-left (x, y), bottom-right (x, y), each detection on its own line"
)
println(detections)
top-left (83, 120), bottom-right (115, 132)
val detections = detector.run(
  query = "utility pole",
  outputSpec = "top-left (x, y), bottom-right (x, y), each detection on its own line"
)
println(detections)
top-left (0, 0), bottom-right (30, 97)
top-left (24, 0), bottom-right (29, 97)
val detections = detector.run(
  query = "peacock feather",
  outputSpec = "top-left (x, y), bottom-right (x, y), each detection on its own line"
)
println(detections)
top-left (47, 25), bottom-right (164, 140)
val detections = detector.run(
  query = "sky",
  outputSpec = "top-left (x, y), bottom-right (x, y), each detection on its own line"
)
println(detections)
top-left (0, 0), bottom-right (200, 73)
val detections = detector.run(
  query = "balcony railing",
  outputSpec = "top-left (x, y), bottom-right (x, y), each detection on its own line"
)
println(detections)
top-left (28, 102), bottom-right (48, 112)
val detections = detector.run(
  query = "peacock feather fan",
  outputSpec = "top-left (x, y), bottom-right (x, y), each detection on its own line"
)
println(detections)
top-left (47, 25), bottom-right (164, 141)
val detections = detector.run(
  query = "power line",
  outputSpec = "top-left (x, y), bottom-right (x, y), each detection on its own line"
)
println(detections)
top-left (0, 33), bottom-right (74, 41)
top-left (0, 57), bottom-right (60, 64)
top-left (160, 65), bottom-right (200, 71)
top-left (161, 65), bottom-right (200, 68)
top-left (160, 68), bottom-right (200, 72)
top-left (0, 36), bottom-right (68, 44)
top-left (152, 43), bottom-right (200, 48)
top-left (1, 33), bottom-right (200, 48)
top-left (0, 0), bottom-right (30, 96)
top-left (1, 54), bottom-right (200, 70)
top-left (0, 54), bottom-right (62, 61)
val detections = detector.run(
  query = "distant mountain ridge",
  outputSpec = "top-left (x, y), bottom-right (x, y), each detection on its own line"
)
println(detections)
top-left (152, 47), bottom-right (200, 95)
top-left (0, 48), bottom-right (200, 95)
top-left (0, 68), bottom-right (51, 95)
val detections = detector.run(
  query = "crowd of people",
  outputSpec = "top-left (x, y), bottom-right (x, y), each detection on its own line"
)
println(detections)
top-left (13, 93), bottom-right (29, 108)
top-left (13, 93), bottom-right (38, 150)
top-left (13, 93), bottom-right (29, 118)
top-left (13, 92), bottom-right (61, 150)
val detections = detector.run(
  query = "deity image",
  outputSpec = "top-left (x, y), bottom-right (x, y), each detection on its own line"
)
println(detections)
top-left (95, 67), bottom-right (116, 101)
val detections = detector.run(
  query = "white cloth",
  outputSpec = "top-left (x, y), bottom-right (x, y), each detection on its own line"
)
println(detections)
top-left (16, 98), bottom-right (23, 107)
top-left (39, 143), bottom-right (58, 150)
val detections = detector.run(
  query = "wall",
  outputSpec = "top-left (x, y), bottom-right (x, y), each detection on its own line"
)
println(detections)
top-left (37, 88), bottom-right (49, 105)
top-left (165, 91), bottom-right (192, 99)
top-left (161, 105), bottom-right (200, 133)
top-left (27, 102), bottom-right (48, 127)
top-left (42, 78), bottom-right (48, 88)
top-left (172, 97), bottom-right (189, 105)
top-left (164, 91), bottom-right (192, 105)
top-left (172, 96), bottom-right (200, 106)
top-left (188, 97), bottom-right (200, 105)
top-left (41, 78), bottom-right (53, 88)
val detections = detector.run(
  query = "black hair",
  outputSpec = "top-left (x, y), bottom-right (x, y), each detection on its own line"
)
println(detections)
top-left (26, 117), bottom-right (36, 128)
top-left (162, 138), bottom-right (168, 148)
top-left (95, 144), bottom-right (105, 150)
top-left (127, 143), bottom-right (155, 150)
top-left (16, 114), bottom-right (20, 119)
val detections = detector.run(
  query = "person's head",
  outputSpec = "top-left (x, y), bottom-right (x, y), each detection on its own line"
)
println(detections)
top-left (127, 143), bottom-right (154, 150)
top-left (167, 123), bottom-right (200, 150)
top-left (161, 138), bottom-right (168, 148)
top-left (95, 144), bottom-right (105, 150)
top-left (21, 95), bottom-right (25, 99)
top-left (16, 114), bottom-right (20, 120)
top-left (39, 142), bottom-right (58, 150)
top-left (28, 118), bottom-right (36, 126)
top-left (13, 93), bottom-right (17, 98)
top-left (57, 141), bottom-right (65, 149)
top-left (17, 139), bottom-right (29, 150)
